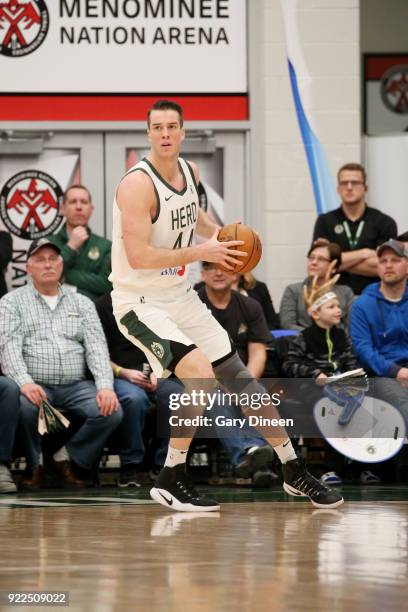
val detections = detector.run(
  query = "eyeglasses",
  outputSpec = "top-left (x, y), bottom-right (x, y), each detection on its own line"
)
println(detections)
top-left (338, 180), bottom-right (364, 187)
top-left (307, 255), bottom-right (331, 263)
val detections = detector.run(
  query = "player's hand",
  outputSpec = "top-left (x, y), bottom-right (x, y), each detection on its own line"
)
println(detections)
top-left (315, 373), bottom-right (328, 387)
top-left (121, 368), bottom-right (155, 391)
top-left (20, 383), bottom-right (47, 407)
top-left (198, 228), bottom-right (247, 271)
top-left (96, 389), bottom-right (120, 416)
top-left (67, 226), bottom-right (89, 250)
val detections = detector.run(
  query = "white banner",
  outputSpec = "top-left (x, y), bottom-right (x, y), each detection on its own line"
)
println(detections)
top-left (0, 151), bottom-right (79, 289)
top-left (0, 0), bottom-right (247, 93)
top-left (365, 134), bottom-right (408, 234)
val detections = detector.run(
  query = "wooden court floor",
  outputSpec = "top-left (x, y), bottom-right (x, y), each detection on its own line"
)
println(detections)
top-left (0, 486), bottom-right (407, 612)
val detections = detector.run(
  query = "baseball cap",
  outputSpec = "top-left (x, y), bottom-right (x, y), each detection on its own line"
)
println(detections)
top-left (377, 239), bottom-right (407, 258)
top-left (27, 238), bottom-right (61, 259)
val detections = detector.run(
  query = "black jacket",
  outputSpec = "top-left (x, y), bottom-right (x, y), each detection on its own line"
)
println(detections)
top-left (282, 322), bottom-right (359, 379)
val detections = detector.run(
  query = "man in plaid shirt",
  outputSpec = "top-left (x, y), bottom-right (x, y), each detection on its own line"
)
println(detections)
top-left (0, 238), bottom-right (123, 488)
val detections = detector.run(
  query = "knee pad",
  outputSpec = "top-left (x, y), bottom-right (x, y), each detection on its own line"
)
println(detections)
top-left (213, 352), bottom-right (267, 411)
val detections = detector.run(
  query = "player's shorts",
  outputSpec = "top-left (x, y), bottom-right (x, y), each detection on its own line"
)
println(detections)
top-left (113, 288), bottom-right (232, 377)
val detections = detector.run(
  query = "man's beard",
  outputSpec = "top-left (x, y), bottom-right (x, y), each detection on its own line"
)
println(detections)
top-left (383, 276), bottom-right (405, 288)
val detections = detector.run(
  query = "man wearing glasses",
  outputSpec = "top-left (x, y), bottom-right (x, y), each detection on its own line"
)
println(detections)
top-left (313, 163), bottom-right (397, 294)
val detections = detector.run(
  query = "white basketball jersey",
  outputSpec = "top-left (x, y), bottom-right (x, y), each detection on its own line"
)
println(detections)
top-left (111, 157), bottom-right (199, 303)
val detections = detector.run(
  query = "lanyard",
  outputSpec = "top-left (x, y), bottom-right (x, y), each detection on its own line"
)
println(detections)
top-left (343, 220), bottom-right (364, 250)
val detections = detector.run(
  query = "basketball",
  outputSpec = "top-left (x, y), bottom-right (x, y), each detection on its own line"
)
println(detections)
top-left (217, 223), bottom-right (262, 274)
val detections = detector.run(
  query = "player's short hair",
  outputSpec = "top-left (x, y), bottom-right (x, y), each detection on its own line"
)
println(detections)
top-left (337, 163), bottom-right (367, 185)
top-left (63, 184), bottom-right (92, 204)
top-left (147, 100), bottom-right (184, 128)
top-left (307, 240), bottom-right (342, 270)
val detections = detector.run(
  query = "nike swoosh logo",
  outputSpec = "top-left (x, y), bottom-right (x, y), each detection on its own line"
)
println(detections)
top-left (282, 440), bottom-right (290, 447)
top-left (165, 194), bottom-right (174, 201)
top-left (159, 491), bottom-right (173, 506)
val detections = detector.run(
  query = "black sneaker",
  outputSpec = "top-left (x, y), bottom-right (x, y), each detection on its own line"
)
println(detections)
top-left (150, 464), bottom-right (220, 512)
top-left (118, 464), bottom-right (142, 488)
top-left (235, 445), bottom-right (274, 479)
top-left (282, 458), bottom-right (344, 508)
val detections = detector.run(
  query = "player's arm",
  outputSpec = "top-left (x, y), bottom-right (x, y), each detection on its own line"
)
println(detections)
top-left (188, 160), bottom-right (220, 239)
top-left (117, 171), bottom-right (245, 270)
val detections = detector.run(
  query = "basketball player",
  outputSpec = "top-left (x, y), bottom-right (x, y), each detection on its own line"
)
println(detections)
top-left (111, 99), bottom-right (343, 511)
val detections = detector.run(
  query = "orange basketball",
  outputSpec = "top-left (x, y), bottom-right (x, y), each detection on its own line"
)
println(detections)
top-left (217, 223), bottom-right (262, 274)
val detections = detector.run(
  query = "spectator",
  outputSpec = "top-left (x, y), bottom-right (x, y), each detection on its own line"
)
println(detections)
top-left (313, 163), bottom-right (397, 294)
top-left (0, 231), bottom-right (12, 299)
top-left (48, 185), bottom-right (112, 300)
top-left (197, 263), bottom-right (277, 486)
top-left (282, 276), bottom-right (373, 484)
top-left (350, 239), bottom-right (408, 427)
top-left (0, 238), bottom-right (122, 488)
top-left (0, 375), bottom-right (20, 493)
top-left (280, 240), bottom-right (354, 330)
top-left (194, 273), bottom-right (279, 329)
top-left (232, 273), bottom-right (280, 329)
top-left (96, 292), bottom-right (176, 486)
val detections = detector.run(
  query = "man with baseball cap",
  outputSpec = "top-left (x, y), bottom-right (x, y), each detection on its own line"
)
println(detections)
top-left (26, 237), bottom-right (61, 258)
top-left (0, 237), bottom-right (123, 489)
top-left (350, 239), bottom-right (408, 426)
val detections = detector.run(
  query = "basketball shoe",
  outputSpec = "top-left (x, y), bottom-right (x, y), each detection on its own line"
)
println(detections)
top-left (150, 464), bottom-right (219, 512)
top-left (282, 457), bottom-right (344, 508)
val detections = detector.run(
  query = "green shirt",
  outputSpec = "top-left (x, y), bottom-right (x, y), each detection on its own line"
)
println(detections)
top-left (48, 225), bottom-right (112, 301)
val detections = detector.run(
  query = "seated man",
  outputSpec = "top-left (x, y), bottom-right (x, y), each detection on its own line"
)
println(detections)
top-left (197, 262), bottom-right (278, 486)
top-left (48, 184), bottom-right (112, 301)
top-left (350, 238), bottom-right (408, 427)
top-left (0, 239), bottom-right (122, 488)
top-left (0, 375), bottom-right (20, 493)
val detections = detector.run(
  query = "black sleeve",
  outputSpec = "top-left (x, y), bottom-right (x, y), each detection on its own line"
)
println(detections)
top-left (376, 214), bottom-right (398, 245)
top-left (242, 297), bottom-right (272, 345)
top-left (282, 334), bottom-right (322, 378)
top-left (0, 232), bottom-right (12, 270)
top-left (313, 214), bottom-right (330, 242)
top-left (340, 331), bottom-right (360, 372)
top-left (254, 282), bottom-right (280, 329)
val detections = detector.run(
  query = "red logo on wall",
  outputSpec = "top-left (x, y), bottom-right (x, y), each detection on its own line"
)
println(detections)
top-left (380, 64), bottom-right (408, 115)
top-left (0, 0), bottom-right (48, 57)
top-left (0, 170), bottom-right (63, 239)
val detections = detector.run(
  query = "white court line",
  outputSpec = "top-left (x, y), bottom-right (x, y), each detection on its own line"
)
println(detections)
top-left (0, 499), bottom-right (74, 506)
top-left (0, 497), bottom-right (155, 506)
